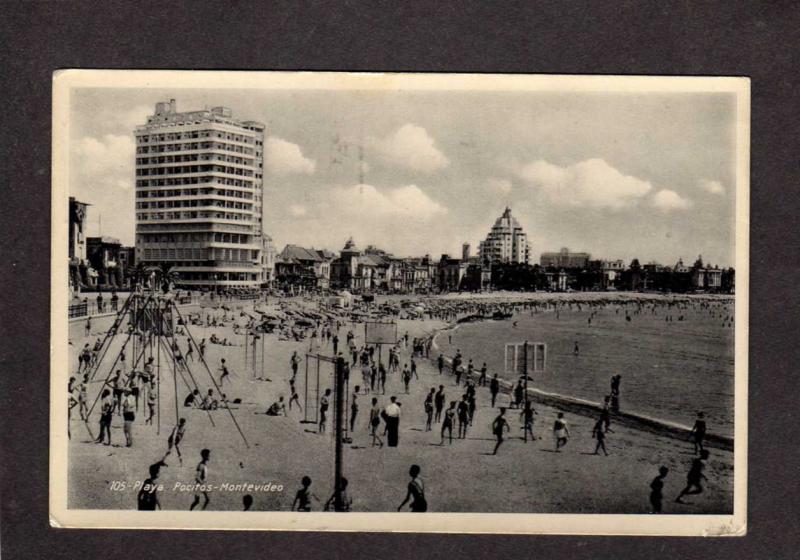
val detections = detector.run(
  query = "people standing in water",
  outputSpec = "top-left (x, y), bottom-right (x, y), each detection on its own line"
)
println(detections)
top-left (369, 397), bottom-right (384, 447)
top-left (491, 408), bottom-right (510, 455)
top-left (553, 412), bottom-right (570, 451)
top-left (690, 412), bottom-right (707, 455)
top-left (675, 449), bottom-right (710, 504)
top-left (189, 449), bottom-right (211, 511)
top-left (397, 465), bottom-right (427, 512)
top-left (650, 466), bottom-right (669, 513)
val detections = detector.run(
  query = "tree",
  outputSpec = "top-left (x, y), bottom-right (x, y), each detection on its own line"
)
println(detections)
top-left (160, 263), bottom-right (180, 293)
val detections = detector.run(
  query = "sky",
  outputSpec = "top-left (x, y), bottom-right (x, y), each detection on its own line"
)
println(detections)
top-left (69, 85), bottom-right (739, 267)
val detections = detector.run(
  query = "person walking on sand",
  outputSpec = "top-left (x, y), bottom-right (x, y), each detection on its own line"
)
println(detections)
top-left (478, 363), bottom-right (488, 386)
top-left (553, 412), bottom-right (570, 451)
top-left (402, 364), bottom-right (412, 394)
top-left (650, 466), bottom-right (669, 513)
top-left (319, 389), bottom-right (331, 434)
top-left (437, 353), bottom-right (444, 375)
top-left (218, 358), bottom-right (231, 386)
top-left (491, 408), bottom-right (510, 455)
top-left (520, 400), bottom-right (536, 441)
top-left (398, 465), bottom-right (427, 512)
top-left (440, 401), bottom-right (456, 445)
top-left (690, 412), bottom-right (707, 455)
top-left (164, 418), bottom-right (187, 465)
top-left (434, 385), bottom-right (445, 423)
top-left (369, 397), bottom-right (384, 448)
top-left (424, 388), bottom-right (435, 431)
top-left (591, 418), bottom-right (609, 456)
top-left (490, 374), bottom-right (500, 408)
top-left (350, 388), bottom-right (359, 432)
top-left (383, 396), bottom-right (401, 447)
top-left (675, 450), bottom-right (709, 504)
top-left (85, 316), bottom-right (91, 337)
top-left (189, 449), bottom-right (211, 511)
top-left (288, 379), bottom-right (302, 412)
top-left (457, 395), bottom-right (469, 439)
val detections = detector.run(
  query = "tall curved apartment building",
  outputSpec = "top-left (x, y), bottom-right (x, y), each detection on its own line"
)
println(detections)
top-left (134, 100), bottom-right (265, 290)
top-left (477, 207), bottom-right (531, 265)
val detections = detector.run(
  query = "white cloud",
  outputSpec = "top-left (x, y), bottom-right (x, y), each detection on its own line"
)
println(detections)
top-left (333, 184), bottom-right (447, 219)
top-left (699, 179), bottom-right (725, 194)
top-left (372, 124), bottom-right (449, 173)
top-left (652, 189), bottom-right (692, 210)
top-left (518, 158), bottom-right (653, 209)
top-left (487, 177), bottom-right (512, 194)
top-left (264, 137), bottom-right (316, 175)
top-left (288, 204), bottom-right (307, 217)
top-left (71, 134), bottom-right (137, 243)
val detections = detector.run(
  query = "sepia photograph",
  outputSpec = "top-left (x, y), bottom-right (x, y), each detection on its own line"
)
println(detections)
top-left (50, 71), bottom-right (749, 534)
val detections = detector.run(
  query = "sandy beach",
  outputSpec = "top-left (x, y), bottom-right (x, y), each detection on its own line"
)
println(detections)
top-left (66, 292), bottom-right (734, 514)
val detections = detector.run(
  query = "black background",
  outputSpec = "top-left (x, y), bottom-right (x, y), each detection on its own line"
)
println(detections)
top-left (1, 1), bottom-right (798, 558)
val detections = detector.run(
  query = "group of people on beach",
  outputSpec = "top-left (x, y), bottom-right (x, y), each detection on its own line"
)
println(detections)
top-left (73, 290), bottom-right (727, 514)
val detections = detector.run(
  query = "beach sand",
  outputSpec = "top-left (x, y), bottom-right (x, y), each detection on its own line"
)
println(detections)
top-left (66, 294), bottom-right (734, 514)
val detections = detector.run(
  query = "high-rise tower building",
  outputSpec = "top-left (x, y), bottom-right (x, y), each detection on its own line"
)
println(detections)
top-left (134, 100), bottom-right (266, 289)
top-left (477, 207), bottom-right (530, 265)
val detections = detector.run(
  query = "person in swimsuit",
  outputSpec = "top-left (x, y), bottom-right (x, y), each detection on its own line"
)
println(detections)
top-left (490, 374), bottom-right (500, 408)
top-left (350, 388), bottom-right (359, 432)
top-left (266, 396), bottom-right (287, 416)
top-left (592, 418), bottom-right (609, 456)
top-left (95, 389), bottom-right (113, 445)
top-left (434, 385), bottom-right (445, 423)
top-left (368, 397), bottom-right (383, 448)
top-left (650, 466), bottom-right (669, 513)
top-left (675, 449), bottom-right (710, 503)
top-left (292, 476), bottom-right (319, 511)
top-left (137, 461), bottom-right (164, 511)
top-left (319, 389), bottom-right (331, 434)
top-left (324, 477), bottom-right (353, 512)
top-left (164, 418), bottom-right (187, 465)
top-left (491, 408), bottom-right (510, 455)
top-left (690, 412), bottom-right (707, 455)
top-left (189, 449), bottom-right (211, 511)
top-left (520, 401), bottom-right (536, 441)
top-left (398, 465), bottom-right (427, 512)
top-left (440, 401), bottom-right (456, 445)
top-left (218, 359), bottom-right (231, 386)
top-left (553, 412), bottom-right (570, 451)
top-left (424, 388), bottom-right (435, 431)
top-left (288, 379), bottom-right (302, 412)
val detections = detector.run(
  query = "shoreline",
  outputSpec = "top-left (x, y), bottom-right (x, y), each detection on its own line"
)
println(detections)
top-left (426, 316), bottom-right (733, 451)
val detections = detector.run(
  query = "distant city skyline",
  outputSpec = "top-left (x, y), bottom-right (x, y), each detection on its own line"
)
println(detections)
top-left (69, 87), bottom-right (738, 267)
